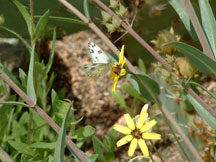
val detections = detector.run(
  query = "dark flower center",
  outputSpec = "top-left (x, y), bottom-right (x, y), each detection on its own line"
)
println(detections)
top-left (131, 128), bottom-right (142, 139)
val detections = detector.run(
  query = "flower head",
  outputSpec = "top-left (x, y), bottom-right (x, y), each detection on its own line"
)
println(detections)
top-left (110, 45), bottom-right (126, 92)
top-left (113, 104), bottom-right (161, 157)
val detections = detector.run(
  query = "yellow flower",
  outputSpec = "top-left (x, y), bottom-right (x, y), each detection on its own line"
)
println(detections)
top-left (110, 45), bottom-right (126, 92)
top-left (113, 104), bottom-right (161, 157)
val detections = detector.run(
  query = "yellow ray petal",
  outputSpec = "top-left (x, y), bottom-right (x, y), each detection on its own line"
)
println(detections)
top-left (121, 58), bottom-right (126, 67)
top-left (120, 68), bottom-right (126, 76)
top-left (142, 133), bottom-right (161, 139)
top-left (136, 111), bottom-right (148, 129)
top-left (113, 125), bottom-right (132, 134)
top-left (116, 135), bottom-right (133, 147)
top-left (141, 104), bottom-right (148, 115)
top-left (140, 120), bottom-right (157, 133)
top-left (110, 71), bottom-right (117, 79)
top-left (124, 114), bottom-right (135, 130)
top-left (128, 138), bottom-right (137, 157)
top-left (119, 45), bottom-right (125, 64)
top-left (111, 76), bottom-right (119, 92)
top-left (138, 139), bottom-right (149, 157)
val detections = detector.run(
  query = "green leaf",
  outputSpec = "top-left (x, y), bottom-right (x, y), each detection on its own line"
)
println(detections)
top-left (110, 91), bottom-right (127, 108)
top-left (19, 68), bottom-right (27, 87)
top-left (122, 83), bottom-right (144, 101)
top-left (27, 44), bottom-right (37, 103)
top-left (71, 125), bottom-right (95, 147)
top-left (168, 0), bottom-right (198, 40)
top-left (45, 28), bottom-right (56, 74)
top-left (83, 0), bottom-right (90, 20)
top-left (34, 16), bottom-right (86, 26)
top-left (54, 103), bottom-right (72, 162)
top-left (0, 101), bottom-right (30, 107)
top-left (12, 0), bottom-right (32, 36)
top-left (187, 94), bottom-right (216, 131)
top-left (127, 74), bottom-right (160, 101)
top-left (71, 125), bottom-right (95, 139)
top-left (138, 58), bottom-right (146, 74)
top-left (30, 142), bottom-right (56, 149)
top-left (199, 0), bottom-right (216, 58)
top-left (168, 42), bottom-right (216, 75)
top-left (8, 141), bottom-right (34, 156)
top-left (0, 26), bottom-right (31, 51)
top-left (189, 81), bottom-right (216, 100)
top-left (33, 10), bottom-right (50, 42)
top-left (92, 136), bottom-right (106, 162)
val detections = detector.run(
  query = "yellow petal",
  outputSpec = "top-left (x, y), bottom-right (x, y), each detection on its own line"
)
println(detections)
top-left (121, 58), bottom-right (126, 67)
top-left (120, 68), bottom-right (126, 76)
top-left (113, 125), bottom-right (132, 134)
top-left (116, 135), bottom-right (133, 147)
top-left (128, 138), bottom-right (137, 157)
top-left (142, 133), bottom-right (161, 139)
top-left (110, 72), bottom-right (117, 79)
top-left (141, 104), bottom-right (149, 115)
top-left (140, 120), bottom-right (157, 133)
top-left (119, 45), bottom-right (125, 64)
top-left (138, 139), bottom-right (149, 157)
top-left (124, 114), bottom-right (135, 130)
top-left (111, 76), bottom-right (119, 92)
top-left (136, 111), bottom-right (148, 129)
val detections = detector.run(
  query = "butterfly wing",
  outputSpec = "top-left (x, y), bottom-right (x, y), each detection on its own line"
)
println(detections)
top-left (88, 41), bottom-right (111, 64)
top-left (81, 63), bottom-right (112, 78)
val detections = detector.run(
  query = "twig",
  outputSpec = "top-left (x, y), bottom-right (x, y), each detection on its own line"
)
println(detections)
top-left (0, 147), bottom-right (13, 162)
top-left (92, 0), bottom-right (216, 118)
top-left (58, 0), bottom-right (135, 73)
top-left (179, 0), bottom-right (214, 59)
top-left (0, 70), bottom-right (88, 162)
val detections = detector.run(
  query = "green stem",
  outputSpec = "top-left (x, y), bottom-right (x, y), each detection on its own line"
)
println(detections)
top-left (27, 109), bottom-right (33, 144)
top-left (150, 140), bottom-right (164, 162)
top-left (30, 0), bottom-right (34, 41)
top-left (149, 151), bottom-right (155, 162)
top-left (131, 73), bottom-right (192, 162)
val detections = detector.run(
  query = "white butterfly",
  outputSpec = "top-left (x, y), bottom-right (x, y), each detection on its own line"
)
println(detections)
top-left (81, 41), bottom-right (113, 77)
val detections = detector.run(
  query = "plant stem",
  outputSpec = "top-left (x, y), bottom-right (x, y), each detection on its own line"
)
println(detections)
top-left (0, 71), bottom-right (88, 162)
top-left (30, 0), bottom-right (34, 38)
top-left (27, 109), bottom-right (33, 144)
top-left (179, 0), bottom-right (214, 59)
top-left (92, 0), bottom-right (216, 118)
top-left (131, 73), bottom-right (197, 162)
top-left (149, 140), bottom-right (164, 162)
top-left (149, 151), bottom-right (155, 162)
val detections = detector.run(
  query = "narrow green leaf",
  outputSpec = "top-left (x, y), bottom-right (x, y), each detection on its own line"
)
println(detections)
top-left (127, 74), bottom-right (160, 101)
top-left (45, 28), bottom-right (56, 74)
top-left (92, 136), bottom-right (106, 162)
top-left (189, 81), bottom-right (216, 100)
top-left (34, 16), bottom-right (86, 26)
top-left (199, 0), bottom-right (216, 58)
top-left (0, 101), bottom-right (30, 107)
top-left (8, 141), bottom-right (34, 156)
top-left (187, 94), bottom-right (216, 131)
top-left (30, 142), bottom-right (56, 149)
top-left (27, 44), bottom-right (37, 103)
top-left (110, 91), bottom-right (126, 108)
top-left (12, 0), bottom-right (32, 36)
top-left (168, 42), bottom-right (216, 75)
top-left (54, 103), bottom-right (72, 162)
top-left (122, 83), bottom-right (144, 101)
top-left (0, 26), bottom-right (31, 51)
top-left (83, 0), bottom-right (90, 20)
top-left (33, 10), bottom-right (50, 42)
top-left (168, 0), bottom-right (198, 40)
top-left (138, 58), bottom-right (146, 74)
